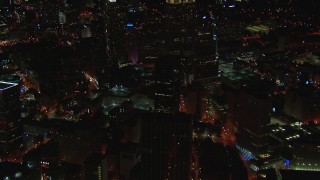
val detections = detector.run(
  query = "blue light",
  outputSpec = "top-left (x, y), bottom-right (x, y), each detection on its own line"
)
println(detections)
top-left (285, 159), bottom-right (290, 167)
top-left (229, 4), bottom-right (235, 8)
top-left (202, 16), bottom-right (207, 19)
top-left (306, 80), bottom-right (309, 85)
top-left (272, 107), bottom-right (276, 113)
top-left (127, 23), bottom-right (134, 27)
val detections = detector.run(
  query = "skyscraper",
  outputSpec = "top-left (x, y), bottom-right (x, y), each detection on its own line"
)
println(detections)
top-left (164, 0), bottom-right (196, 56)
top-left (0, 81), bottom-right (21, 157)
top-left (154, 55), bottom-right (181, 113)
top-left (84, 153), bottom-right (108, 180)
top-left (237, 80), bottom-right (273, 155)
top-left (138, 112), bottom-right (192, 180)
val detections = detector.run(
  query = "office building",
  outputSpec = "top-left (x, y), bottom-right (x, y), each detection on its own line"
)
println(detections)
top-left (154, 55), bottom-right (181, 113)
top-left (237, 80), bottom-right (273, 155)
top-left (284, 87), bottom-right (320, 123)
top-left (164, 0), bottom-right (196, 56)
top-left (84, 153), bottom-right (108, 180)
top-left (137, 112), bottom-right (192, 180)
top-left (0, 81), bottom-right (22, 157)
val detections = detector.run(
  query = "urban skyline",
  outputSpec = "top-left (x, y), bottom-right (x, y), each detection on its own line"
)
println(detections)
top-left (0, 0), bottom-right (320, 179)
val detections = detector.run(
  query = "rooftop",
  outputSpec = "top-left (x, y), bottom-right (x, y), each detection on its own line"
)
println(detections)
top-left (0, 81), bottom-right (18, 91)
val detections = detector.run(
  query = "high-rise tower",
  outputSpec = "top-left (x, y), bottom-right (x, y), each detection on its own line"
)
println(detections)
top-left (0, 81), bottom-right (22, 157)
top-left (138, 112), bottom-right (192, 180)
top-left (164, 0), bottom-right (196, 56)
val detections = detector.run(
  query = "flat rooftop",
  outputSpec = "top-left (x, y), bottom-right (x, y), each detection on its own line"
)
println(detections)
top-left (0, 81), bottom-right (18, 91)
